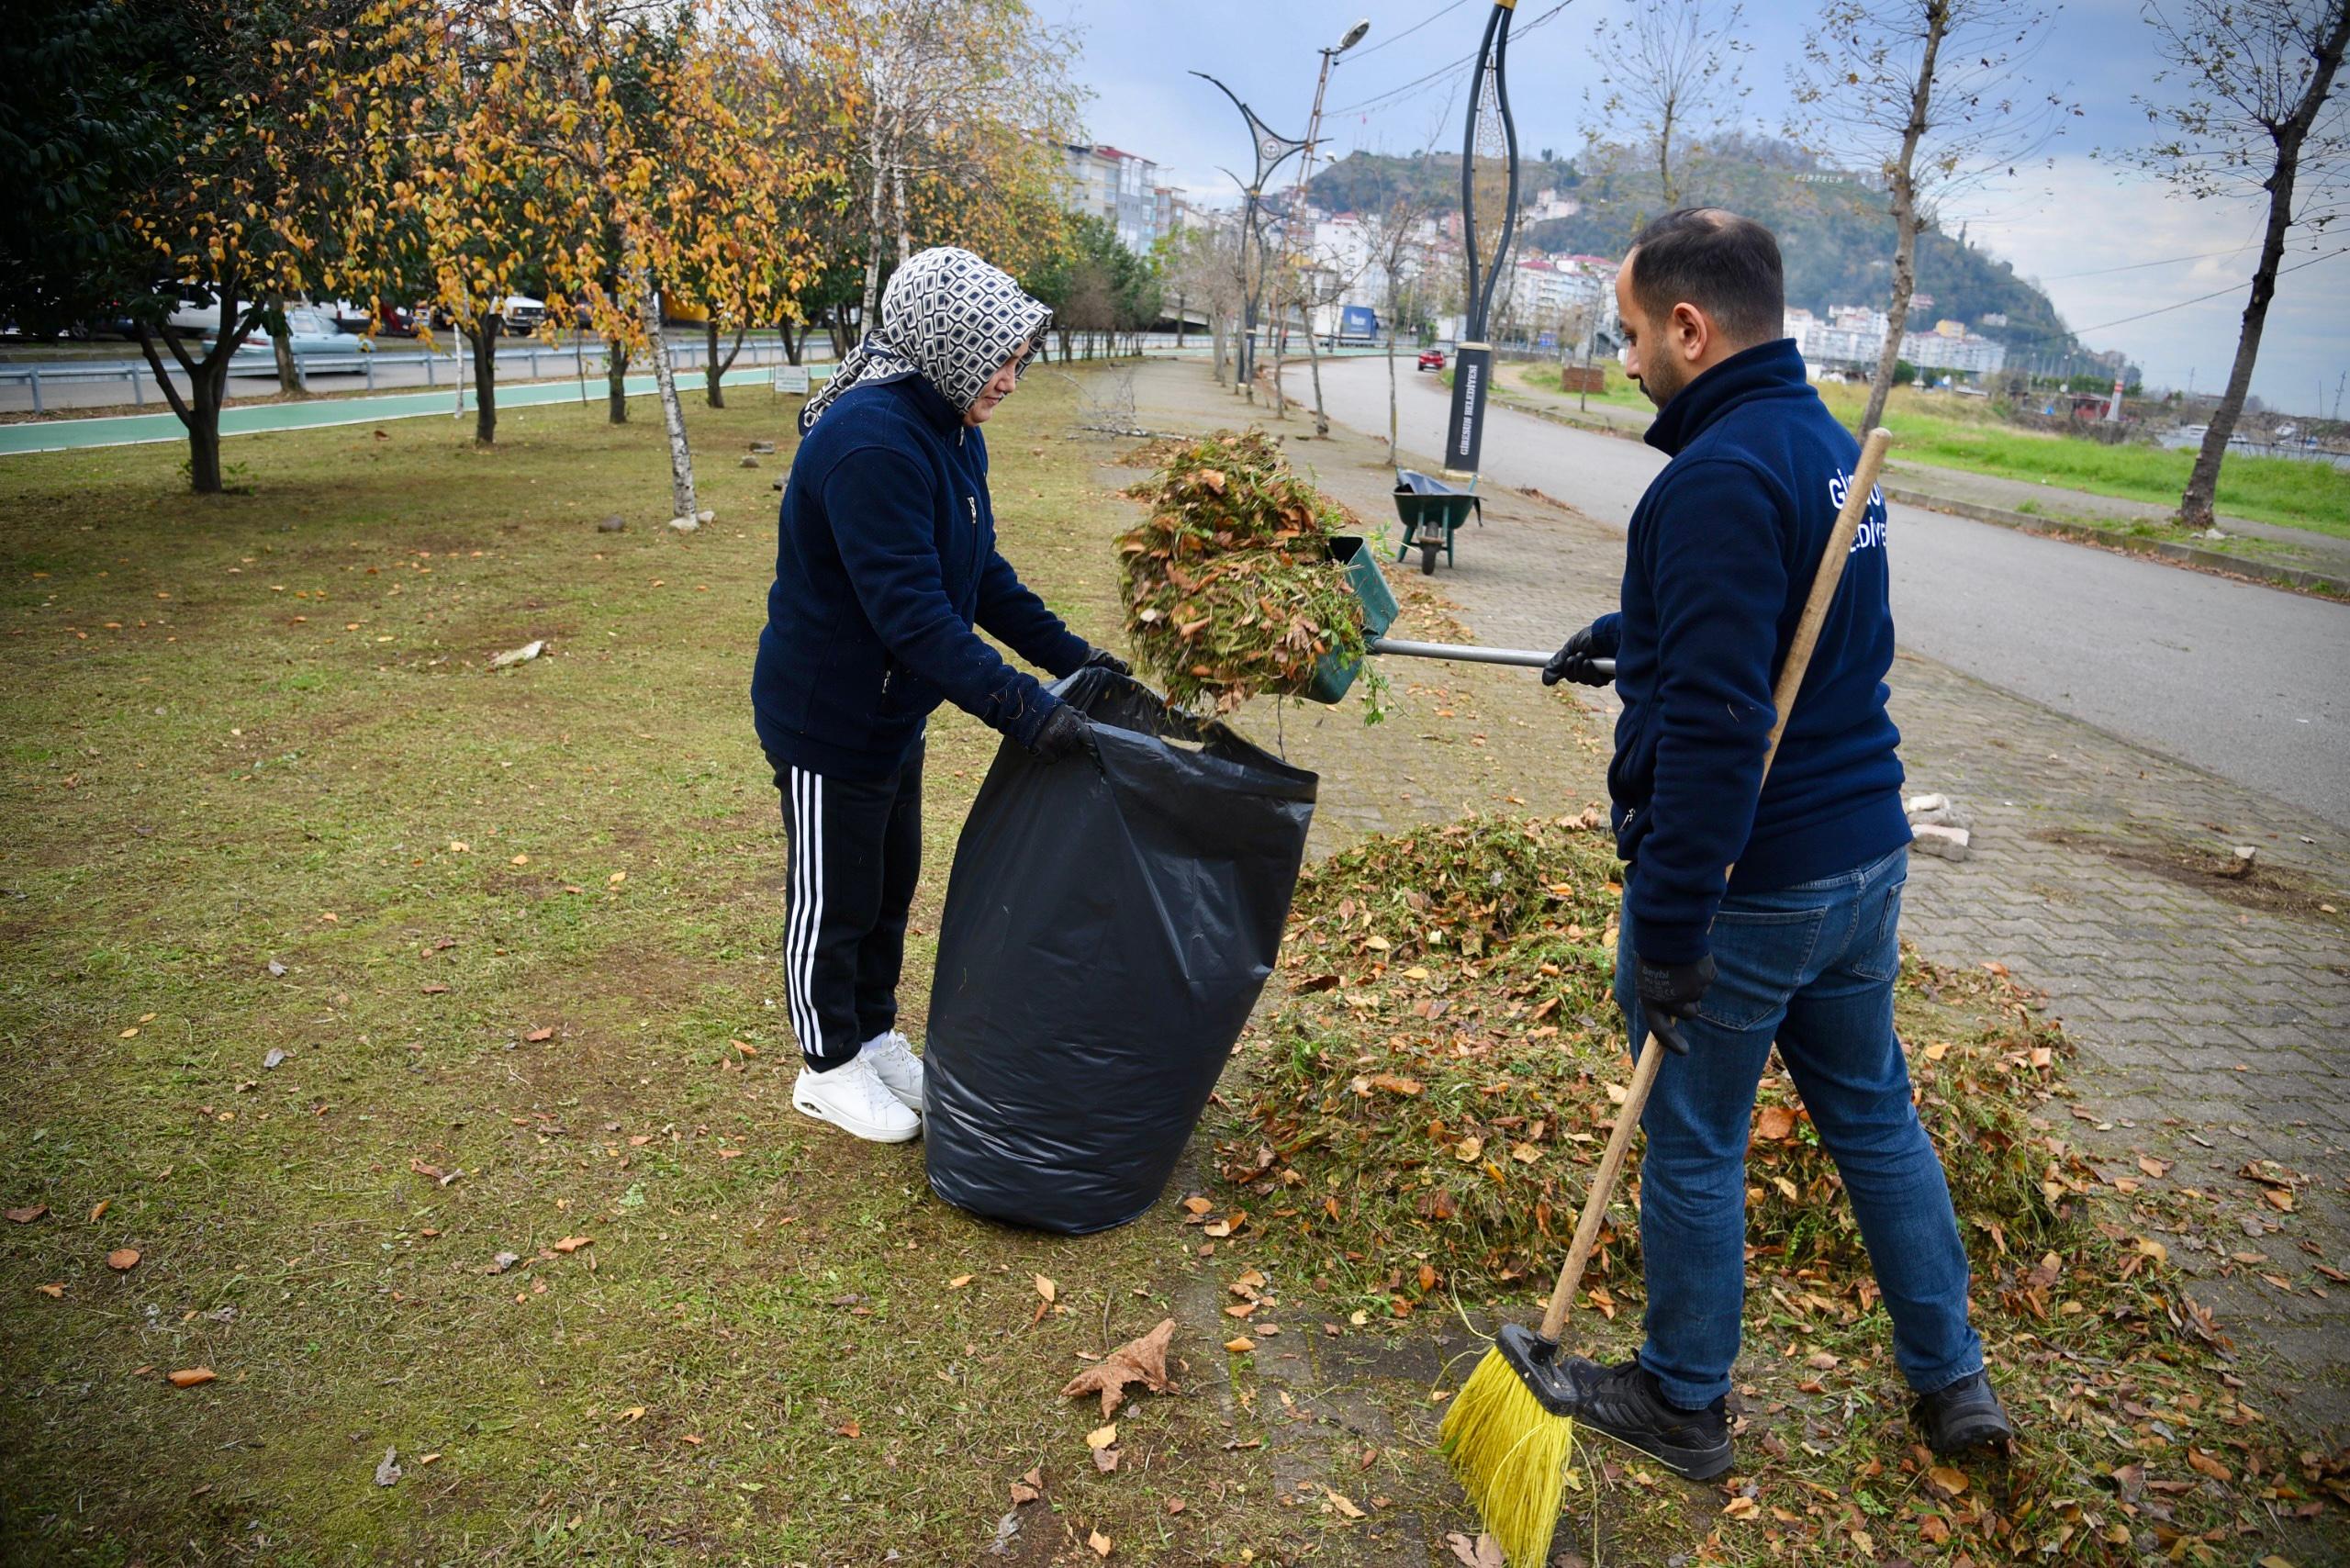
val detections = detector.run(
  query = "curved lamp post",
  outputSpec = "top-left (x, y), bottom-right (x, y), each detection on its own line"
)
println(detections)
top-left (1192, 70), bottom-right (1308, 392)
top-left (1442, 0), bottom-right (1522, 480)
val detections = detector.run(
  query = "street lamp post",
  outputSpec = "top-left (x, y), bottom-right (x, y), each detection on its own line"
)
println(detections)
top-left (1281, 19), bottom-right (1370, 434)
top-left (1192, 71), bottom-right (1308, 398)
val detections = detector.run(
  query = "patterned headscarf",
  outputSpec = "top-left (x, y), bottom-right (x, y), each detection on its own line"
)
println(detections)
top-left (800, 247), bottom-right (1052, 432)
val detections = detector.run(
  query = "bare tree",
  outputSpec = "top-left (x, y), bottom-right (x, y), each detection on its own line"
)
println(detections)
top-left (1353, 196), bottom-right (1436, 457)
top-left (2116, 0), bottom-right (2349, 527)
top-left (1588, 0), bottom-right (1754, 207)
top-left (1791, 0), bottom-right (2073, 436)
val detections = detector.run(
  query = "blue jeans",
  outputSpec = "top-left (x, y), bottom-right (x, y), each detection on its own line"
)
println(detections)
top-left (1614, 846), bottom-right (1984, 1408)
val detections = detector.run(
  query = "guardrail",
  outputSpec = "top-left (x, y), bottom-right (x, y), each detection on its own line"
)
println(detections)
top-left (0, 334), bottom-right (841, 414)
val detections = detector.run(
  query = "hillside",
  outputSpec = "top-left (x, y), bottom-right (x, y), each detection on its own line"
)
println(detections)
top-left (1306, 140), bottom-right (2074, 353)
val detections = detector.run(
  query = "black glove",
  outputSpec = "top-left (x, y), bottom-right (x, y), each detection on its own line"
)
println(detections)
top-left (1634, 952), bottom-right (1717, 1055)
top-left (1542, 622), bottom-right (1610, 687)
top-left (1025, 700), bottom-right (1095, 765)
top-left (1080, 645), bottom-right (1131, 678)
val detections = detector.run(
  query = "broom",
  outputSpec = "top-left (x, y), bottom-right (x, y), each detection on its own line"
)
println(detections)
top-left (1439, 427), bottom-right (1895, 1566)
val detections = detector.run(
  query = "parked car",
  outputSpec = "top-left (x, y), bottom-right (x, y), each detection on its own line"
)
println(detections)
top-left (163, 282), bottom-right (223, 338)
top-left (234, 305), bottom-right (376, 360)
top-left (1416, 347), bottom-right (1447, 373)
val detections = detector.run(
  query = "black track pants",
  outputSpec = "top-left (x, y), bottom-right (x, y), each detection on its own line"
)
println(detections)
top-left (777, 744), bottom-right (923, 1072)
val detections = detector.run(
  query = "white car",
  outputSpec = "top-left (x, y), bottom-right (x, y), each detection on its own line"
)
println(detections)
top-left (499, 296), bottom-right (547, 335)
top-left (234, 305), bottom-right (375, 359)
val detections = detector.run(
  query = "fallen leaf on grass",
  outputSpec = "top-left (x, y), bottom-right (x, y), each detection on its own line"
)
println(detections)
top-left (1085, 1423), bottom-right (1118, 1450)
top-left (1092, 1445), bottom-right (1119, 1473)
top-left (1087, 1529), bottom-right (1112, 1558)
top-left (1224, 1337), bottom-right (1256, 1352)
top-left (2138, 1156), bottom-right (2172, 1179)
top-left (948, 1274), bottom-right (976, 1289)
top-left (524, 1026), bottom-right (554, 1043)
top-left (1009, 1467), bottom-right (1044, 1505)
top-left (1034, 1274), bottom-right (1056, 1304)
top-left (1369, 1073), bottom-right (1423, 1097)
top-left (618, 1406), bottom-right (646, 1423)
top-left (1323, 1487), bottom-right (1365, 1518)
top-left (1180, 1195), bottom-right (1212, 1215)
top-left (1445, 1532), bottom-right (1506, 1568)
top-left (1754, 1104), bottom-right (1798, 1141)
top-left (35, 1283), bottom-right (64, 1298)
top-left (1721, 1495), bottom-right (1760, 1519)
top-left (1062, 1318), bottom-right (1177, 1417)
top-left (167, 1368), bottom-right (216, 1388)
top-left (2187, 1447), bottom-right (2232, 1482)
top-left (834, 1419), bottom-right (860, 1439)
top-left (1164, 1495), bottom-right (1185, 1514)
top-left (1926, 1463), bottom-right (1968, 1495)
top-left (106, 1248), bottom-right (140, 1271)
top-left (2263, 1187), bottom-right (2296, 1213)
top-left (550, 1236), bottom-right (591, 1254)
top-left (6, 1204), bottom-right (49, 1225)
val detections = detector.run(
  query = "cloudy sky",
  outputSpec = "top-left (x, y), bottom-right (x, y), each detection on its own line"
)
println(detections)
top-left (1032, 0), bottom-right (2348, 413)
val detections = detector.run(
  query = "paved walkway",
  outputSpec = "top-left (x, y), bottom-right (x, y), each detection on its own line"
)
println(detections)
top-left (1487, 362), bottom-right (2350, 582)
top-left (1123, 358), bottom-right (2350, 1435)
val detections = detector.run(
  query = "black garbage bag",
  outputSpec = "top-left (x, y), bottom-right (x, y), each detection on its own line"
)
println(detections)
top-left (923, 666), bottom-right (1317, 1234)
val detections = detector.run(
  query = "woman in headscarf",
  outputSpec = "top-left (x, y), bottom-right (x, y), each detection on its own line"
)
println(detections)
top-left (751, 246), bottom-right (1125, 1144)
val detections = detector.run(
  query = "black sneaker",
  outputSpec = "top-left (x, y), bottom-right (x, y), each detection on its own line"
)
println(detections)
top-left (1560, 1357), bottom-right (1734, 1481)
top-left (1911, 1372), bottom-right (2015, 1456)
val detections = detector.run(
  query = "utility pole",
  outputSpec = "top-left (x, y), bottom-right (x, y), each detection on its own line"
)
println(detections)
top-left (1283, 19), bottom-right (1370, 436)
top-left (1193, 73), bottom-right (1308, 399)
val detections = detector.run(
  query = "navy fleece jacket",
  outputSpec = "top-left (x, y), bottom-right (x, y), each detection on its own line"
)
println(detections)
top-left (1593, 338), bottom-right (1909, 963)
top-left (750, 373), bottom-right (1088, 781)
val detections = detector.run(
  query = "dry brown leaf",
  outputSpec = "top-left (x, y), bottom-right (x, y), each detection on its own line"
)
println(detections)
top-left (1010, 1467), bottom-right (1044, 1505)
top-left (1035, 1274), bottom-right (1057, 1304)
top-left (1061, 1319), bottom-right (1177, 1417)
top-left (2263, 1187), bottom-right (2296, 1212)
top-left (1091, 1444), bottom-right (1119, 1473)
top-left (1180, 1195), bottom-right (1213, 1215)
top-left (947, 1274), bottom-right (975, 1289)
top-left (1721, 1495), bottom-right (1760, 1519)
top-left (35, 1283), bottom-right (64, 1298)
top-left (5, 1204), bottom-right (49, 1225)
top-left (1164, 1495), bottom-right (1185, 1514)
top-left (834, 1418), bottom-right (861, 1439)
top-left (88, 1200), bottom-right (109, 1222)
top-left (1324, 1487), bottom-right (1365, 1518)
top-left (2138, 1156), bottom-right (2171, 1179)
top-left (1754, 1104), bottom-right (1799, 1141)
top-left (1224, 1301), bottom-right (1258, 1318)
top-left (167, 1368), bottom-right (216, 1389)
top-left (2187, 1447), bottom-right (2232, 1482)
top-left (1224, 1337), bottom-right (1256, 1353)
top-left (1087, 1529), bottom-right (1113, 1558)
top-left (1926, 1464), bottom-right (1968, 1495)
top-left (106, 1248), bottom-right (140, 1271)
top-left (550, 1236), bottom-right (592, 1254)
top-left (524, 1026), bottom-right (554, 1042)
top-left (1086, 1423), bottom-right (1118, 1450)
top-left (1368, 1073), bottom-right (1423, 1097)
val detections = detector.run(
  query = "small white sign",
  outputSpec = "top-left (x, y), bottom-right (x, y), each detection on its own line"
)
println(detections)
top-left (772, 364), bottom-right (811, 394)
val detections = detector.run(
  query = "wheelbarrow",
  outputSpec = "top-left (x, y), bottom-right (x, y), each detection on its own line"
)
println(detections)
top-left (1306, 536), bottom-right (1610, 703)
top-left (1393, 469), bottom-right (1481, 576)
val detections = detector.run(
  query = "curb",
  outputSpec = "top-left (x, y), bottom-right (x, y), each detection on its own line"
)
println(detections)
top-left (1874, 485), bottom-right (2350, 600)
top-left (1491, 392), bottom-right (2350, 602)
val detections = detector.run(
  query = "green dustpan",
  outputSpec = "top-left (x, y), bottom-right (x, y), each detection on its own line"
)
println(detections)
top-left (1305, 535), bottom-right (1400, 703)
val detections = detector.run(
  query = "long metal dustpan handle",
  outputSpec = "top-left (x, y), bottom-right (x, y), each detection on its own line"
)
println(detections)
top-left (1366, 636), bottom-right (1615, 679)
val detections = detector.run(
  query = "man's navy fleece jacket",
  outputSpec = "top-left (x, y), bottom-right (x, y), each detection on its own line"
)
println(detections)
top-left (1587, 338), bottom-right (1909, 964)
top-left (751, 373), bottom-right (1087, 782)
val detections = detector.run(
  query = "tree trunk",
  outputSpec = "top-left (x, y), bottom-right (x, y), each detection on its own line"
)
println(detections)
top-left (635, 270), bottom-right (697, 521)
top-left (1304, 288), bottom-right (1330, 437)
top-left (705, 318), bottom-right (725, 409)
top-left (780, 319), bottom-right (801, 365)
top-left (1386, 317), bottom-right (1399, 457)
top-left (1658, 104), bottom-right (1678, 209)
top-left (606, 337), bottom-right (629, 424)
top-left (464, 322), bottom-right (498, 445)
top-left (892, 163), bottom-right (911, 266)
top-left (2179, 1), bottom-right (2350, 528)
top-left (860, 144), bottom-right (890, 325)
top-left (267, 295), bottom-right (307, 399)
top-left (1858, 1), bottom-right (1945, 438)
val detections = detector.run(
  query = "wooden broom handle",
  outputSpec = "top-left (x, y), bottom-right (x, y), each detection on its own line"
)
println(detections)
top-left (1537, 427), bottom-right (1892, 1343)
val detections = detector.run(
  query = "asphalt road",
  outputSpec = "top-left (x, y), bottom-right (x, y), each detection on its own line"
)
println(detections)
top-left (1295, 357), bottom-right (2350, 828)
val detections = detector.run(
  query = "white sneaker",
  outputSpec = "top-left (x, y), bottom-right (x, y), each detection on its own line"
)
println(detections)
top-left (859, 1030), bottom-right (926, 1113)
top-left (792, 1055), bottom-right (920, 1143)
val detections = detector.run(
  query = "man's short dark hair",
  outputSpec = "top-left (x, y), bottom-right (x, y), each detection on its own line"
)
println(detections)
top-left (1626, 208), bottom-right (1785, 346)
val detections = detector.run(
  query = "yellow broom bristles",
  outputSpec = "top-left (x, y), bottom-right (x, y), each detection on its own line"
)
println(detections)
top-left (1438, 1346), bottom-right (1574, 1568)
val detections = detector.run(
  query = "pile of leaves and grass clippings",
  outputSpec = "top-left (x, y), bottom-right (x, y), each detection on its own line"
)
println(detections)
top-left (1116, 429), bottom-right (1382, 716)
top-left (1214, 813), bottom-right (2350, 1564)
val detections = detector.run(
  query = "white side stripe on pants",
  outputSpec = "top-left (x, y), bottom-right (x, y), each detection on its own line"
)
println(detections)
top-left (786, 767), bottom-right (827, 1061)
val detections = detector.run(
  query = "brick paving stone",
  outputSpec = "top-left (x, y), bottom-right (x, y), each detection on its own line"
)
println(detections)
top-left (1121, 360), bottom-right (2350, 1438)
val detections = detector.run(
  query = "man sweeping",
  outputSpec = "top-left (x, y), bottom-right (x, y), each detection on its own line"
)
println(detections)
top-left (752, 246), bottom-right (1124, 1144)
top-left (1540, 208), bottom-right (2012, 1478)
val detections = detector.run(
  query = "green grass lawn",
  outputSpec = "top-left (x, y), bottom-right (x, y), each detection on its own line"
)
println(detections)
top-left (1515, 359), bottom-right (1651, 409)
top-left (0, 380), bottom-right (1384, 1563)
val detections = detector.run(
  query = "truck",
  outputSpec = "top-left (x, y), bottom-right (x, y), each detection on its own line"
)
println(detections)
top-left (1324, 304), bottom-right (1380, 347)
